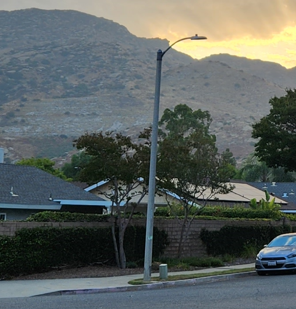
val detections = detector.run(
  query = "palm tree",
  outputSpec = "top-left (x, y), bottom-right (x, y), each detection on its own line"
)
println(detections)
top-left (236, 154), bottom-right (295, 182)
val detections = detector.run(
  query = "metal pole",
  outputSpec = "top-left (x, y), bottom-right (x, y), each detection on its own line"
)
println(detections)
top-left (143, 35), bottom-right (207, 282)
top-left (143, 49), bottom-right (163, 282)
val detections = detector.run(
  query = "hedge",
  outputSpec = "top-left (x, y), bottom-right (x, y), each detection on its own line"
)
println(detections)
top-left (200, 224), bottom-right (291, 256)
top-left (154, 206), bottom-right (283, 219)
top-left (25, 211), bottom-right (110, 222)
top-left (27, 208), bottom-right (285, 222)
top-left (0, 226), bottom-right (169, 277)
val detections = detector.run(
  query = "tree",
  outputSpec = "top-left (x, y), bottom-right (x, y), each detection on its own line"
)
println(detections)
top-left (236, 154), bottom-right (272, 182)
top-left (236, 153), bottom-right (296, 182)
top-left (16, 157), bottom-right (69, 180)
top-left (157, 104), bottom-right (234, 257)
top-left (252, 89), bottom-right (296, 172)
top-left (158, 104), bottom-right (213, 138)
top-left (221, 148), bottom-right (237, 179)
top-left (74, 131), bottom-right (150, 269)
top-left (61, 152), bottom-right (91, 180)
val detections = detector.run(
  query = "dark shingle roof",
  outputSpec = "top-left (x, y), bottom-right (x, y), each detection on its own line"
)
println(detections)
top-left (248, 182), bottom-right (296, 210)
top-left (0, 163), bottom-right (105, 206)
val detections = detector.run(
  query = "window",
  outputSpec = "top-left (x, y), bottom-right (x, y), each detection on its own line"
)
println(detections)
top-left (0, 213), bottom-right (6, 221)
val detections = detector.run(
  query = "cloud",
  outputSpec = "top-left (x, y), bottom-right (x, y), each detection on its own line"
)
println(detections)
top-left (2, 0), bottom-right (296, 41)
top-left (1, 0), bottom-right (296, 67)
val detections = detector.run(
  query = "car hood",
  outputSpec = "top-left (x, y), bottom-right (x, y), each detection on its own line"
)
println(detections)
top-left (259, 246), bottom-right (296, 257)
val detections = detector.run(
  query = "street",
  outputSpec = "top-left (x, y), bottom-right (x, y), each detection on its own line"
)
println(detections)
top-left (1, 274), bottom-right (296, 309)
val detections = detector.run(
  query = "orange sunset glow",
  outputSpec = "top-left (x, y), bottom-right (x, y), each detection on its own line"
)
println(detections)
top-left (173, 25), bottom-right (296, 68)
top-left (2, 0), bottom-right (296, 68)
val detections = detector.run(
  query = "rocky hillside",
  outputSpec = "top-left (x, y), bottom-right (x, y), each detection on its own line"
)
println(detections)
top-left (0, 8), bottom-right (293, 165)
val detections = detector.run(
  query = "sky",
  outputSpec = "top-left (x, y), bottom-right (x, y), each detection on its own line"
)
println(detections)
top-left (1, 0), bottom-right (296, 68)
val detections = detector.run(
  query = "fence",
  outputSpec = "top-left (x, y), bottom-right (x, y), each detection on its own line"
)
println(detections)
top-left (0, 217), bottom-right (291, 258)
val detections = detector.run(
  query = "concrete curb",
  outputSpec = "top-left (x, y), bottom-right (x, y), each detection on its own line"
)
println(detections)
top-left (37, 271), bottom-right (256, 297)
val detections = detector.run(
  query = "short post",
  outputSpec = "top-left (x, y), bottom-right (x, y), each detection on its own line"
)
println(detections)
top-left (159, 264), bottom-right (168, 280)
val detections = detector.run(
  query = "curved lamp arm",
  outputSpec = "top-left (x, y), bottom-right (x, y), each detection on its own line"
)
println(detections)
top-left (161, 34), bottom-right (207, 58)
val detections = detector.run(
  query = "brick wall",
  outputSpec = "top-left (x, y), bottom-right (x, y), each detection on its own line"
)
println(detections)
top-left (129, 218), bottom-right (291, 258)
top-left (0, 218), bottom-right (292, 258)
top-left (132, 218), bottom-right (296, 257)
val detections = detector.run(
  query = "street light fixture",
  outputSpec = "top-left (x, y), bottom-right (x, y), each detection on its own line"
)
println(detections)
top-left (143, 34), bottom-right (207, 282)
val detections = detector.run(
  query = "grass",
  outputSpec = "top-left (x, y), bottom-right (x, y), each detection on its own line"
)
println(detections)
top-left (128, 267), bottom-right (254, 285)
top-left (157, 256), bottom-right (224, 269)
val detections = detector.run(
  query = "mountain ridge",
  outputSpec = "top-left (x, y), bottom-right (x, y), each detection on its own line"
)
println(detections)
top-left (0, 9), bottom-right (292, 165)
top-left (202, 53), bottom-right (296, 88)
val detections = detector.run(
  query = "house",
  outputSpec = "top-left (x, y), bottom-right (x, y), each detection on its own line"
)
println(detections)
top-left (85, 179), bottom-right (181, 213)
top-left (0, 163), bottom-right (110, 221)
top-left (197, 181), bottom-right (288, 209)
top-left (248, 182), bottom-right (296, 213)
top-left (86, 179), bottom-right (291, 214)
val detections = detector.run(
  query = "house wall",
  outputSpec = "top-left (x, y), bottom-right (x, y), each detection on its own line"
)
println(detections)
top-left (0, 209), bottom-right (46, 221)
top-left (1, 207), bottom-right (106, 221)
top-left (0, 218), bottom-right (291, 258)
top-left (90, 184), bottom-right (177, 207)
top-left (61, 205), bottom-right (105, 214)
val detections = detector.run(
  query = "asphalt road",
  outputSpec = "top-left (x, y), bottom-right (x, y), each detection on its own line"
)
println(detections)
top-left (2, 273), bottom-right (296, 309)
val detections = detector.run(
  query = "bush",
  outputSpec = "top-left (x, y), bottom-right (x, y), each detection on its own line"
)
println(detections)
top-left (25, 211), bottom-right (110, 222)
top-left (0, 236), bottom-right (19, 275)
top-left (154, 203), bottom-right (200, 217)
top-left (200, 224), bottom-right (291, 257)
top-left (124, 226), bottom-right (169, 265)
top-left (5, 227), bottom-right (114, 275)
top-left (197, 206), bottom-right (282, 220)
top-left (154, 205), bottom-right (283, 220)
top-left (0, 226), bottom-right (169, 277)
top-left (154, 207), bottom-right (170, 217)
top-left (283, 214), bottom-right (296, 221)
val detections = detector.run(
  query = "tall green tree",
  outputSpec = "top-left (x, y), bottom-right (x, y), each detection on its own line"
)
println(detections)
top-left (221, 148), bottom-right (237, 179)
top-left (61, 152), bottom-right (91, 180)
top-left (159, 104), bottom-right (213, 138)
top-left (16, 157), bottom-right (69, 180)
top-left (74, 131), bottom-right (150, 269)
top-left (252, 89), bottom-right (296, 172)
top-left (157, 104), bottom-right (234, 257)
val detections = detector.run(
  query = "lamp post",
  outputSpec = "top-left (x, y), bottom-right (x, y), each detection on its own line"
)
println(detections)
top-left (143, 34), bottom-right (207, 282)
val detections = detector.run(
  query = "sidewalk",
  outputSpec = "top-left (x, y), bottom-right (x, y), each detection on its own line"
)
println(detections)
top-left (0, 263), bottom-right (255, 298)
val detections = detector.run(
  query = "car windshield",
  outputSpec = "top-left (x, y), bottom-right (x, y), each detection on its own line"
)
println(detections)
top-left (268, 235), bottom-right (296, 247)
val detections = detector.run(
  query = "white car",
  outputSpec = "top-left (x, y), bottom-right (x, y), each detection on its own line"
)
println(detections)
top-left (256, 233), bottom-right (296, 275)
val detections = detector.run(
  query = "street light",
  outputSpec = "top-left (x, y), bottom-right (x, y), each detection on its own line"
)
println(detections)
top-left (143, 34), bottom-right (207, 282)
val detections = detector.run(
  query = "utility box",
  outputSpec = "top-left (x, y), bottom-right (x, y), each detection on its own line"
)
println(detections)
top-left (159, 264), bottom-right (168, 280)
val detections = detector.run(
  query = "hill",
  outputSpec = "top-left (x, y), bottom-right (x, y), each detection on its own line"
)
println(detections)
top-left (0, 9), bottom-right (291, 165)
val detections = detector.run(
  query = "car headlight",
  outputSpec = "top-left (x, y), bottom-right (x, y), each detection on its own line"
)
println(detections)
top-left (287, 253), bottom-right (296, 258)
